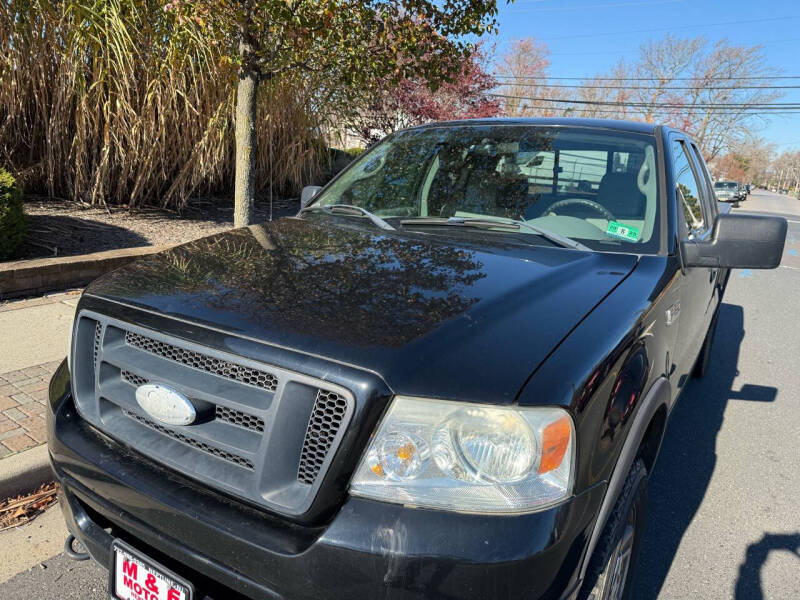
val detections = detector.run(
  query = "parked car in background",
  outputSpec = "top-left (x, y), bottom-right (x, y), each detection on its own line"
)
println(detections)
top-left (714, 180), bottom-right (740, 202)
top-left (737, 183), bottom-right (748, 201)
top-left (50, 119), bottom-right (787, 600)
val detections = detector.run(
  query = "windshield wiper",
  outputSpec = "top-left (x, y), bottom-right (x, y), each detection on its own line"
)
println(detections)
top-left (400, 216), bottom-right (591, 252)
top-left (301, 204), bottom-right (396, 231)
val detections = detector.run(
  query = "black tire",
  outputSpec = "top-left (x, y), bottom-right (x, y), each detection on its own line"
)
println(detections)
top-left (692, 308), bottom-right (720, 378)
top-left (578, 459), bottom-right (648, 600)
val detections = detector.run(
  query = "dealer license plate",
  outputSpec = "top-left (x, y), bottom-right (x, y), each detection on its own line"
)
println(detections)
top-left (110, 540), bottom-right (193, 600)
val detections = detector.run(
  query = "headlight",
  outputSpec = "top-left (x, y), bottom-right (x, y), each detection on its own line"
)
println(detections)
top-left (350, 397), bottom-right (574, 514)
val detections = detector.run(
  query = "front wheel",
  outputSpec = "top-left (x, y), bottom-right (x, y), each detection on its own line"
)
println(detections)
top-left (579, 459), bottom-right (648, 600)
top-left (693, 307), bottom-right (720, 378)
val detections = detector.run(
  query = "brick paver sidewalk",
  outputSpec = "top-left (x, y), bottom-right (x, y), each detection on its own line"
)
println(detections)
top-left (0, 362), bottom-right (61, 457)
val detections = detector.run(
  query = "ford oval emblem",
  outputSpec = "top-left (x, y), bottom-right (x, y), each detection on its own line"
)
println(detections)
top-left (135, 384), bottom-right (196, 426)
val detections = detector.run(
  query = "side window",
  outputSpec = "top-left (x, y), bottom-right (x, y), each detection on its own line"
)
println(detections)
top-left (688, 142), bottom-right (717, 222)
top-left (671, 140), bottom-right (707, 236)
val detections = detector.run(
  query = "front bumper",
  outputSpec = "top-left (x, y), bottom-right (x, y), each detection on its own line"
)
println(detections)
top-left (49, 361), bottom-right (603, 600)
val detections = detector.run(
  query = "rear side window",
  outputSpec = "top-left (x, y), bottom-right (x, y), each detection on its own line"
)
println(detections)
top-left (671, 141), bottom-right (706, 237)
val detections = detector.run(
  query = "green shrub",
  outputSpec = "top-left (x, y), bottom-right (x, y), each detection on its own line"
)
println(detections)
top-left (343, 147), bottom-right (365, 159)
top-left (0, 169), bottom-right (25, 260)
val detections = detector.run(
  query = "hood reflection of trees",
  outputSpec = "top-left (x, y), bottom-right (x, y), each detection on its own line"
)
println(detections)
top-left (98, 219), bottom-right (486, 347)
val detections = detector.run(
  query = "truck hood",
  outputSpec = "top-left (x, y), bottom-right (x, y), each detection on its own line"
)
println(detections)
top-left (86, 218), bottom-right (638, 402)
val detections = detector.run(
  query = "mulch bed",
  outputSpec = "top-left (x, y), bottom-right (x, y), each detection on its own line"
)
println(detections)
top-left (9, 196), bottom-right (300, 263)
top-left (0, 482), bottom-right (59, 531)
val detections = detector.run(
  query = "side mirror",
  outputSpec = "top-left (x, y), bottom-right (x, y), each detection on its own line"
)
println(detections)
top-left (301, 185), bottom-right (322, 208)
top-left (681, 214), bottom-right (787, 269)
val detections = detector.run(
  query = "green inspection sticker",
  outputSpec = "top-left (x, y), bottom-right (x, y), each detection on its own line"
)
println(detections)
top-left (606, 221), bottom-right (641, 242)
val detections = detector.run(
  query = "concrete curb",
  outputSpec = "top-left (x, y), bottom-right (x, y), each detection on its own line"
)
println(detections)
top-left (0, 245), bottom-right (167, 300)
top-left (0, 445), bottom-right (53, 499)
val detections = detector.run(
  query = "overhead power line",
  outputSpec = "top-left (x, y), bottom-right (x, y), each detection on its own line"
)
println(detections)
top-left (492, 81), bottom-right (800, 91)
top-left (493, 75), bottom-right (800, 82)
top-left (486, 105), bottom-right (800, 116)
top-left (485, 104), bottom-right (800, 116)
top-left (486, 93), bottom-right (800, 110)
top-left (491, 106), bottom-right (800, 117)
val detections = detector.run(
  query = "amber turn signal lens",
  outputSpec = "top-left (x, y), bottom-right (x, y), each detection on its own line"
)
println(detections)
top-left (539, 416), bottom-right (572, 474)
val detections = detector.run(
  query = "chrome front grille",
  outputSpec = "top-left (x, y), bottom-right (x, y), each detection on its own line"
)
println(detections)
top-left (71, 311), bottom-right (355, 516)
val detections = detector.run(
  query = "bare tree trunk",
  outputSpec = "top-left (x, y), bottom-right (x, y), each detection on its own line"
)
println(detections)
top-left (234, 46), bottom-right (258, 228)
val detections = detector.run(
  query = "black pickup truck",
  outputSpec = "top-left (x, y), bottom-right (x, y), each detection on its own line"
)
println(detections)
top-left (49, 119), bottom-right (786, 600)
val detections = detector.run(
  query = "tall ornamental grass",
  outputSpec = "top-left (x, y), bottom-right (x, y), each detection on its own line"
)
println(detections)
top-left (0, 0), bottom-right (328, 210)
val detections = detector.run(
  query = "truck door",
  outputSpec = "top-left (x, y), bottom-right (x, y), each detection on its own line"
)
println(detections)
top-left (669, 137), bottom-right (718, 390)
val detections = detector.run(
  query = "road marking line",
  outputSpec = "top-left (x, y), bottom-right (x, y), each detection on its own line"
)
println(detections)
top-left (780, 265), bottom-right (800, 271)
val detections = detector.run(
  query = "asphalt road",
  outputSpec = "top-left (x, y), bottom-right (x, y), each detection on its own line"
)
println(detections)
top-left (1, 189), bottom-right (798, 599)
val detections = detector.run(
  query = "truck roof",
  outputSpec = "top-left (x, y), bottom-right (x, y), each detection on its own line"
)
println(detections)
top-left (408, 117), bottom-right (658, 135)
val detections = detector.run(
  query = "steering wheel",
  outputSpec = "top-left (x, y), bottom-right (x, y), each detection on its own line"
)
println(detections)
top-left (547, 198), bottom-right (615, 221)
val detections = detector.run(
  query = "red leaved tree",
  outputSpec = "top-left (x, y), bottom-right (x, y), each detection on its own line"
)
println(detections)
top-left (347, 44), bottom-right (501, 145)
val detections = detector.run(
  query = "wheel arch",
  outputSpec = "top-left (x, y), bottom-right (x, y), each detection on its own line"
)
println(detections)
top-left (636, 403), bottom-right (667, 474)
top-left (578, 375), bottom-right (671, 582)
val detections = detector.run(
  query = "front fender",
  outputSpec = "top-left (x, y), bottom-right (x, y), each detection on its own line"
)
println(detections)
top-left (517, 256), bottom-right (676, 490)
top-left (516, 255), bottom-right (679, 585)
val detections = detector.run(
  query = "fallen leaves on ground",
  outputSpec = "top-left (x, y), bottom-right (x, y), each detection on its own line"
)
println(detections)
top-left (0, 482), bottom-right (58, 531)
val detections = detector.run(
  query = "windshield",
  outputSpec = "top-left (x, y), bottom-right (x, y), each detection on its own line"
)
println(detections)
top-left (714, 181), bottom-right (738, 190)
top-left (311, 125), bottom-right (661, 253)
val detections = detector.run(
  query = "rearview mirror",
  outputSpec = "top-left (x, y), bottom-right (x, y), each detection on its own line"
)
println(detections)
top-left (301, 185), bottom-right (322, 208)
top-left (680, 214), bottom-right (787, 269)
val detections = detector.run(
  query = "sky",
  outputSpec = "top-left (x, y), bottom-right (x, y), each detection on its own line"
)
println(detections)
top-left (491, 0), bottom-right (800, 153)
